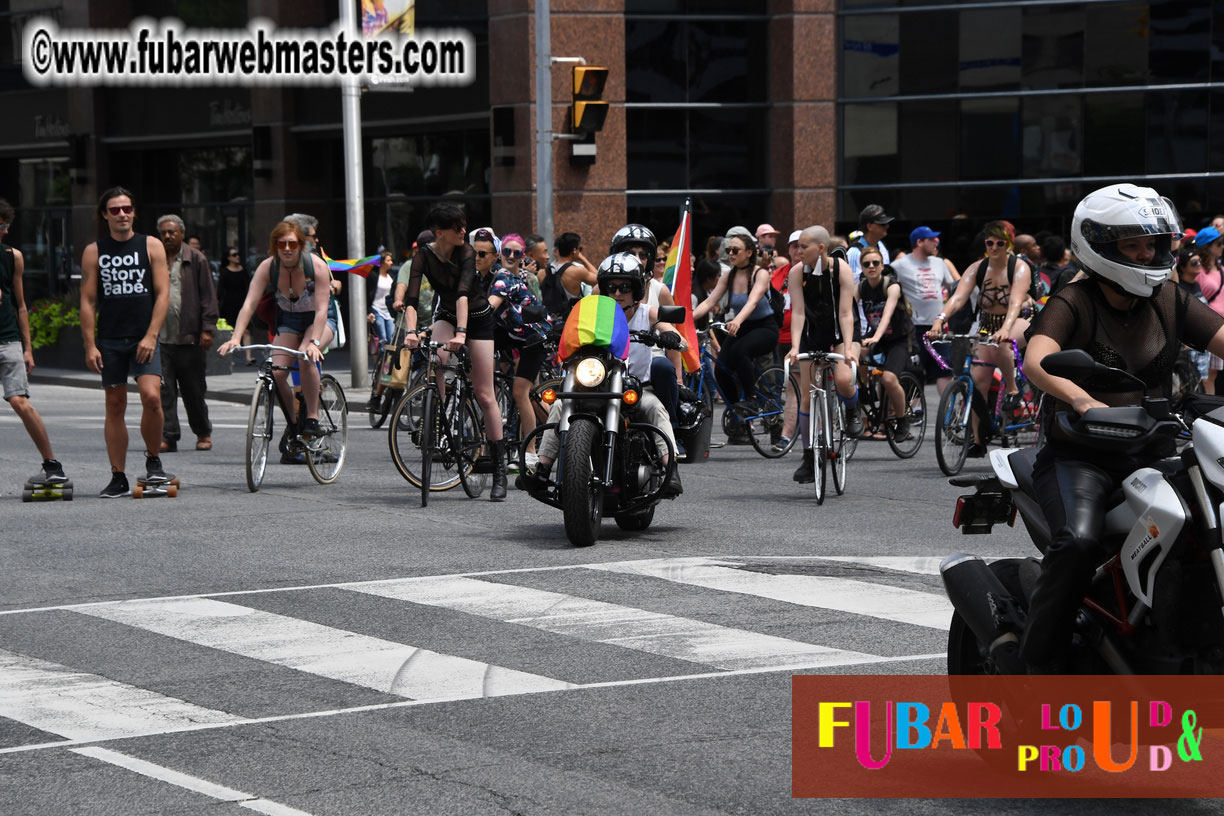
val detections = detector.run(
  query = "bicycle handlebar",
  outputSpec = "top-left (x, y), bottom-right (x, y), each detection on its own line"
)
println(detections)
top-left (785, 351), bottom-right (847, 381)
top-left (233, 343), bottom-right (310, 359)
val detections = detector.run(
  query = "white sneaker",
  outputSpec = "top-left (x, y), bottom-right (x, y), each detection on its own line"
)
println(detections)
top-left (525, 452), bottom-right (540, 471)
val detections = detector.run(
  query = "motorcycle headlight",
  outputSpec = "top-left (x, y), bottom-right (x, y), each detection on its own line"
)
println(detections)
top-left (574, 357), bottom-right (607, 388)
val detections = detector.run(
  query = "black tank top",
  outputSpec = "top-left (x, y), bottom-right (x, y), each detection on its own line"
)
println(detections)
top-left (96, 233), bottom-right (154, 339)
top-left (802, 257), bottom-right (843, 342)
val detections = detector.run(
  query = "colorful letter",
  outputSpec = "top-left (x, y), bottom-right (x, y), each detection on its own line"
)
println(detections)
top-left (854, 700), bottom-right (893, 770)
top-left (1150, 745), bottom-right (1172, 772)
top-left (896, 702), bottom-right (931, 749)
top-left (818, 702), bottom-right (852, 748)
top-left (932, 702), bottom-right (967, 750)
top-left (1041, 744), bottom-right (1063, 771)
top-left (1018, 745), bottom-right (1039, 771)
top-left (969, 702), bottom-right (1002, 749)
top-left (1093, 700), bottom-right (1138, 773)
top-left (1150, 701), bottom-right (1171, 728)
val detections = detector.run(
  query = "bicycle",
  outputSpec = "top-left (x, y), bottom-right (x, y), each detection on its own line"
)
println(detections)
top-left (236, 344), bottom-right (348, 492)
top-left (367, 324), bottom-right (427, 429)
top-left (685, 322), bottom-right (799, 458)
top-left (925, 333), bottom-right (1041, 477)
top-left (853, 354), bottom-right (927, 459)
top-left (387, 337), bottom-right (488, 507)
top-left (788, 351), bottom-right (851, 504)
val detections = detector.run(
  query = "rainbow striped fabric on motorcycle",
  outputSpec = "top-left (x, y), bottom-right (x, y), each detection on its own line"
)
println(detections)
top-left (559, 295), bottom-right (630, 362)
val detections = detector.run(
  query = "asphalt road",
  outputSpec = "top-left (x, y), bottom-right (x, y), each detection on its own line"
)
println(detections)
top-left (0, 384), bottom-right (1215, 814)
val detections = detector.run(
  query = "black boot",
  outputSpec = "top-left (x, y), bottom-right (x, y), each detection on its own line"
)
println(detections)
top-left (793, 448), bottom-right (815, 483)
top-left (490, 440), bottom-right (508, 502)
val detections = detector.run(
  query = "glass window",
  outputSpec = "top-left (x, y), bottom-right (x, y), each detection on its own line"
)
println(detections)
top-left (1147, 90), bottom-right (1208, 175)
top-left (958, 8), bottom-right (1021, 91)
top-left (1149, 1), bottom-right (1210, 84)
top-left (1214, 3), bottom-right (1224, 82)
top-left (842, 15), bottom-right (898, 98)
top-left (1022, 5), bottom-right (1083, 90)
top-left (626, 20), bottom-right (686, 103)
top-left (17, 158), bottom-right (70, 207)
top-left (688, 20), bottom-right (767, 103)
top-left (898, 11), bottom-right (957, 96)
top-left (627, 108), bottom-right (686, 190)
top-left (1085, 3), bottom-right (1147, 87)
top-left (899, 100), bottom-right (956, 184)
top-left (132, 0), bottom-right (246, 26)
top-left (688, 107), bottom-right (767, 191)
top-left (1083, 93), bottom-right (1144, 176)
top-left (1021, 95), bottom-right (1081, 178)
top-left (366, 131), bottom-right (489, 201)
top-left (959, 98), bottom-right (1020, 181)
top-left (843, 103), bottom-right (898, 186)
top-left (1211, 91), bottom-right (1224, 177)
top-left (178, 147), bottom-right (252, 205)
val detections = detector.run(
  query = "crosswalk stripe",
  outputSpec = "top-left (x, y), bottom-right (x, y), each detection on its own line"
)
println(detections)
top-left (0, 648), bottom-right (241, 741)
top-left (345, 576), bottom-right (882, 670)
top-left (585, 558), bottom-right (954, 629)
top-left (75, 597), bottom-right (574, 699)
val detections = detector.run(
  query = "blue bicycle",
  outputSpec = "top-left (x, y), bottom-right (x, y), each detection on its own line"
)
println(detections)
top-left (684, 322), bottom-right (799, 458)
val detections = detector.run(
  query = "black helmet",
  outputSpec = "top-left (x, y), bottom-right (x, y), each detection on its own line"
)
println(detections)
top-left (609, 224), bottom-right (657, 258)
top-left (597, 252), bottom-right (646, 302)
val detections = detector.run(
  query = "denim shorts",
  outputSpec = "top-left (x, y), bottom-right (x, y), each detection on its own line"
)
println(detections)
top-left (98, 336), bottom-right (162, 387)
top-left (278, 307), bottom-right (338, 340)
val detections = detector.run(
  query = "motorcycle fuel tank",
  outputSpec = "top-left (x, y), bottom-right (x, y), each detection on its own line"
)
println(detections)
top-left (1106, 467), bottom-right (1186, 608)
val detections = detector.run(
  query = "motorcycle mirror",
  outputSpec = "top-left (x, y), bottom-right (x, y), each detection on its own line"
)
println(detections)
top-left (657, 305), bottom-right (686, 324)
top-left (1042, 349), bottom-right (1147, 393)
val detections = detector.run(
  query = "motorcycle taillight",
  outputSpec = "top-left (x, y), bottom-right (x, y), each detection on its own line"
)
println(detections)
top-left (953, 497), bottom-right (965, 529)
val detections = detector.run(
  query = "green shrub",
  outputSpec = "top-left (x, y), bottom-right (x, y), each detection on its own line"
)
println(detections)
top-left (28, 299), bottom-right (81, 349)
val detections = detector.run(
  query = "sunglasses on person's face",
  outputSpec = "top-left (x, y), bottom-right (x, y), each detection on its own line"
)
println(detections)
top-left (108, 205), bottom-right (133, 215)
top-left (984, 239), bottom-right (1008, 248)
top-left (475, 250), bottom-right (494, 258)
top-left (862, 260), bottom-right (883, 268)
top-left (277, 239), bottom-right (300, 250)
top-left (628, 249), bottom-right (650, 262)
top-left (727, 246), bottom-right (746, 255)
top-left (502, 248), bottom-right (524, 259)
top-left (1190, 258), bottom-right (1203, 266)
top-left (655, 257), bottom-right (667, 264)
top-left (603, 281), bottom-right (635, 295)
top-left (228, 251), bottom-right (239, 256)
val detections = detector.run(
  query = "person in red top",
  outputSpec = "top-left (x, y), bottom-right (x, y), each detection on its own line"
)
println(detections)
top-left (770, 230), bottom-right (801, 450)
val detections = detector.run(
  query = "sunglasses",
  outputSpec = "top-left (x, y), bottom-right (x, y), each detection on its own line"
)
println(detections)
top-left (727, 246), bottom-right (746, 255)
top-left (984, 239), bottom-right (1008, 248)
top-left (108, 205), bottom-right (133, 215)
top-left (277, 239), bottom-right (300, 250)
top-left (629, 249), bottom-right (651, 261)
top-left (228, 251), bottom-right (239, 256)
top-left (655, 257), bottom-right (667, 264)
top-left (862, 259), bottom-right (883, 268)
top-left (603, 281), bottom-right (635, 295)
top-left (1189, 258), bottom-right (1203, 266)
top-left (476, 250), bottom-right (494, 258)
top-left (502, 248), bottom-right (524, 259)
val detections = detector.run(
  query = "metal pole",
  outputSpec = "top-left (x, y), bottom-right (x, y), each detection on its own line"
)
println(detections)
top-left (340, 0), bottom-right (368, 388)
top-left (534, 0), bottom-right (553, 252)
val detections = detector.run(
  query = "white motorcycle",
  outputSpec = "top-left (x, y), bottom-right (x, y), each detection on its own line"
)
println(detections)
top-left (940, 349), bottom-right (1224, 674)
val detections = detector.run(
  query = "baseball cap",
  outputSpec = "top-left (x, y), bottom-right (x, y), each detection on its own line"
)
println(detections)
top-left (470, 226), bottom-right (500, 253)
top-left (725, 225), bottom-right (757, 249)
top-left (755, 223), bottom-right (781, 241)
top-left (1195, 226), bottom-right (1221, 247)
top-left (859, 204), bottom-right (894, 226)
top-left (910, 226), bottom-right (941, 246)
top-left (412, 229), bottom-right (435, 249)
top-left (787, 229), bottom-right (802, 246)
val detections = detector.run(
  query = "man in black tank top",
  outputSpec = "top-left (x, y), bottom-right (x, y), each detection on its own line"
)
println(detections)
top-left (79, 186), bottom-right (172, 498)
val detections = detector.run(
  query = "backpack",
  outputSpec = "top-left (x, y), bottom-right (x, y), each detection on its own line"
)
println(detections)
top-left (765, 268), bottom-right (785, 327)
top-left (540, 261), bottom-right (575, 318)
top-left (858, 272), bottom-right (912, 339)
top-left (973, 253), bottom-right (1042, 309)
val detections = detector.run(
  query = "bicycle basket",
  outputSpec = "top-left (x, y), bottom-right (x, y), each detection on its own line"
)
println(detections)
top-left (949, 336), bottom-right (972, 377)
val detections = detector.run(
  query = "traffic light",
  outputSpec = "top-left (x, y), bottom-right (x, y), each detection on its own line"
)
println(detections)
top-left (571, 66), bottom-right (609, 135)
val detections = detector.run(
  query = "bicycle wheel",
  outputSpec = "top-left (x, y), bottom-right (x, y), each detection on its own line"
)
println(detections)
top-left (1006, 379), bottom-right (1042, 449)
top-left (452, 393), bottom-right (488, 499)
top-left (388, 384), bottom-right (463, 492)
top-left (368, 349), bottom-right (394, 429)
top-left (746, 366), bottom-right (799, 459)
top-left (495, 374), bottom-right (519, 465)
top-left (831, 398), bottom-right (848, 496)
top-left (307, 375), bottom-right (348, 485)
top-left (244, 380), bottom-right (274, 493)
top-left (935, 379), bottom-right (973, 476)
top-left (886, 372), bottom-right (927, 459)
top-left (812, 393), bottom-right (827, 504)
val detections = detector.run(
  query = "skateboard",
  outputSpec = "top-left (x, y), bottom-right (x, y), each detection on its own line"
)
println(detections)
top-left (22, 478), bottom-right (73, 502)
top-left (132, 475), bottom-right (180, 499)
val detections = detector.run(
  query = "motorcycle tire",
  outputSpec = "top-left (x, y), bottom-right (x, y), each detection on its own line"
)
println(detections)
top-left (614, 505), bottom-right (655, 531)
top-left (561, 417), bottom-right (603, 547)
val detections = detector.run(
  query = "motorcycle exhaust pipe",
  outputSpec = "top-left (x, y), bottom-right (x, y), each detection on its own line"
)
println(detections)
top-left (940, 554), bottom-right (1024, 671)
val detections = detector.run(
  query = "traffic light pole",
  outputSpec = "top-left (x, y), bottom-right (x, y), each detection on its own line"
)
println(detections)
top-left (534, 0), bottom-right (554, 253)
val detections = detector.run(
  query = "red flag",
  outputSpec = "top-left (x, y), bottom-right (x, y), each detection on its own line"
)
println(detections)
top-left (665, 208), bottom-right (700, 373)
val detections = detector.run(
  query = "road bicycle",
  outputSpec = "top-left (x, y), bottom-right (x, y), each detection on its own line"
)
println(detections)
top-left (685, 322), bottom-right (799, 458)
top-left (236, 344), bottom-right (348, 492)
top-left (925, 333), bottom-right (1041, 477)
top-left (853, 354), bottom-right (927, 459)
top-left (367, 324), bottom-right (427, 429)
top-left (789, 351), bottom-right (851, 504)
top-left (387, 338), bottom-right (488, 507)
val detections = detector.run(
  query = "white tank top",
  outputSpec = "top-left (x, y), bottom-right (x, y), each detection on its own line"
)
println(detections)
top-left (626, 304), bottom-right (652, 381)
top-left (646, 279), bottom-right (666, 358)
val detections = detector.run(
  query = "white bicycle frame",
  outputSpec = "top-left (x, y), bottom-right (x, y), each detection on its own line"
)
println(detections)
top-left (787, 352), bottom-right (854, 455)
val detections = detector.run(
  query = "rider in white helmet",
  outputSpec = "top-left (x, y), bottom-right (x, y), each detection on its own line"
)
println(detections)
top-left (1019, 183), bottom-right (1224, 672)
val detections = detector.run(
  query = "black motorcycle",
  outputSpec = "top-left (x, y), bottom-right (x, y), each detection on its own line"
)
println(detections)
top-left (520, 306), bottom-right (687, 547)
top-left (941, 349), bottom-right (1224, 675)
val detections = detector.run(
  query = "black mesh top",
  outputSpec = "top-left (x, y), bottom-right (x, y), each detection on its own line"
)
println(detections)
top-left (403, 242), bottom-right (488, 316)
top-left (1031, 277), bottom-right (1223, 407)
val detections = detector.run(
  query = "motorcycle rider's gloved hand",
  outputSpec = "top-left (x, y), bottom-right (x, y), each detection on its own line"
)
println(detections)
top-left (657, 331), bottom-right (683, 350)
top-left (678, 387), bottom-right (699, 402)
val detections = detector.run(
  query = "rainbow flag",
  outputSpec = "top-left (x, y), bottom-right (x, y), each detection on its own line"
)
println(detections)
top-left (321, 250), bottom-right (381, 277)
top-left (559, 295), bottom-right (630, 362)
top-left (663, 206), bottom-right (701, 373)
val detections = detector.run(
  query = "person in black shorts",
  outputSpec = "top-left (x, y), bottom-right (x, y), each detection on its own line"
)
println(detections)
top-left (858, 247), bottom-right (914, 439)
top-left (402, 203), bottom-right (508, 501)
top-left (79, 186), bottom-right (173, 497)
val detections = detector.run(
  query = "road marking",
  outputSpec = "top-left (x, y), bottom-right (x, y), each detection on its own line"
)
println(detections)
top-left (72, 746), bottom-right (315, 816)
top-left (1, 651), bottom-right (944, 756)
top-left (0, 648), bottom-right (241, 741)
top-left (587, 558), bottom-right (953, 629)
top-left (345, 575), bottom-right (881, 670)
top-left (763, 555), bottom-right (946, 575)
top-left (76, 597), bottom-right (574, 699)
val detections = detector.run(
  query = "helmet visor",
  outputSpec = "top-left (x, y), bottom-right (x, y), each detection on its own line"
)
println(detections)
top-left (1079, 196), bottom-right (1183, 244)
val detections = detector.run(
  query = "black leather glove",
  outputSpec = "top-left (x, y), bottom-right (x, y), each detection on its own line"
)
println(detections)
top-left (521, 303), bottom-right (549, 322)
top-left (678, 387), bottom-right (699, 403)
top-left (657, 331), bottom-right (683, 351)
